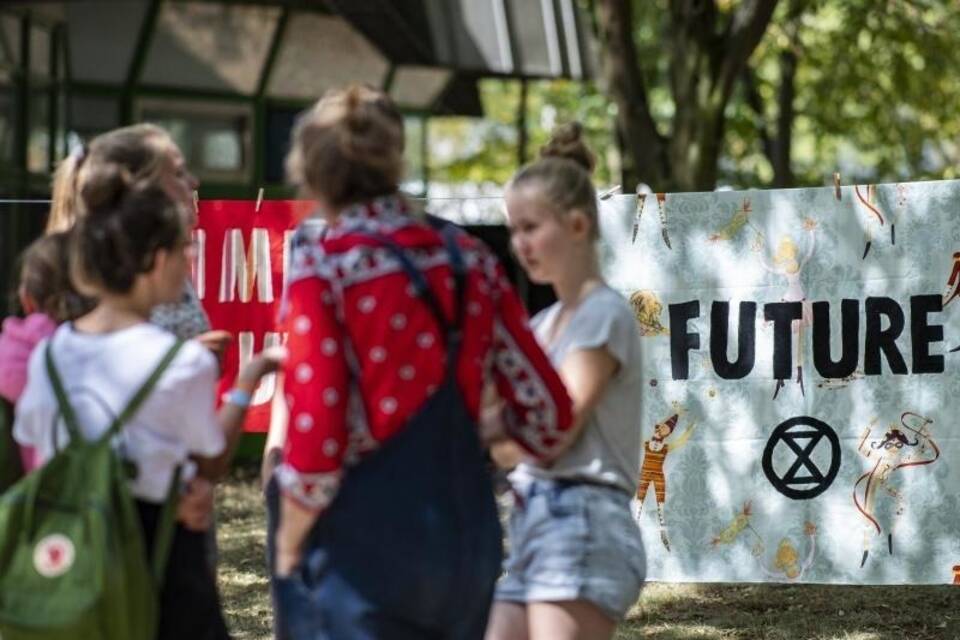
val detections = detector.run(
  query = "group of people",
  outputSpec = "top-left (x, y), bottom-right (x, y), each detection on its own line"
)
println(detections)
top-left (0, 84), bottom-right (646, 640)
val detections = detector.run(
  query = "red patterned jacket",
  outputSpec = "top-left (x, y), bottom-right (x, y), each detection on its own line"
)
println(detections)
top-left (277, 195), bottom-right (573, 512)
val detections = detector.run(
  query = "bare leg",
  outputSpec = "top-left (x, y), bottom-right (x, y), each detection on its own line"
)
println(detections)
top-left (486, 602), bottom-right (529, 640)
top-left (655, 502), bottom-right (670, 551)
top-left (528, 601), bottom-right (617, 640)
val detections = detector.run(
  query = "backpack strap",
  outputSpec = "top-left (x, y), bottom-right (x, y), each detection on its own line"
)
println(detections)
top-left (44, 342), bottom-right (83, 444)
top-left (46, 337), bottom-right (187, 588)
top-left (152, 464), bottom-right (182, 586)
top-left (106, 340), bottom-right (186, 440)
top-left (45, 338), bottom-right (186, 444)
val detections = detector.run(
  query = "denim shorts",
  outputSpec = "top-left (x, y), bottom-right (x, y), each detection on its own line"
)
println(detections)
top-left (495, 478), bottom-right (646, 620)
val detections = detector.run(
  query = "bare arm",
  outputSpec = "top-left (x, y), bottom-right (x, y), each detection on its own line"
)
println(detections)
top-left (261, 373), bottom-right (289, 489)
top-left (195, 349), bottom-right (285, 481)
top-left (670, 422), bottom-right (697, 452)
top-left (540, 346), bottom-right (620, 463)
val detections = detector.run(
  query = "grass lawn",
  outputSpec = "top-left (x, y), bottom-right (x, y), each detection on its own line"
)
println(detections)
top-left (217, 468), bottom-right (959, 639)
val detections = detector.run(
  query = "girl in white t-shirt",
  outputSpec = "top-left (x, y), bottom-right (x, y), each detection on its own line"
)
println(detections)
top-left (486, 123), bottom-right (646, 640)
top-left (14, 163), bottom-right (281, 639)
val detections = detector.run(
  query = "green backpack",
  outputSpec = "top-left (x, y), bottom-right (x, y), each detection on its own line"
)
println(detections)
top-left (0, 397), bottom-right (23, 494)
top-left (0, 340), bottom-right (185, 639)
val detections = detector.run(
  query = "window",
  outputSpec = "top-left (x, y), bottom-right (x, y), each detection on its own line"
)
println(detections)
top-left (0, 88), bottom-right (14, 167)
top-left (136, 98), bottom-right (252, 183)
top-left (27, 88), bottom-right (50, 174)
top-left (264, 105), bottom-right (301, 185)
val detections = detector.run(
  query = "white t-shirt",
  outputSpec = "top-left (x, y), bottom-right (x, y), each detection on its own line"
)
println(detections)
top-left (14, 323), bottom-right (224, 503)
top-left (512, 285), bottom-right (643, 494)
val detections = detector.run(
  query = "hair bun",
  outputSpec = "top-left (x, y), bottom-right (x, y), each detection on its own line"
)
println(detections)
top-left (80, 162), bottom-right (134, 213)
top-left (540, 122), bottom-right (596, 175)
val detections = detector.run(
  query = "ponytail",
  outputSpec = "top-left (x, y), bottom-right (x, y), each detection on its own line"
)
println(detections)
top-left (46, 145), bottom-right (87, 234)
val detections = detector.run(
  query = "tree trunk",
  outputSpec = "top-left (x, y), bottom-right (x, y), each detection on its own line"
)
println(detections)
top-left (516, 78), bottom-right (529, 168)
top-left (772, 48), bottom-right (797, 187)
top-left (596, 0), bottom-right (670, 190)
top-left (597, 0), bottom-right (780, 192)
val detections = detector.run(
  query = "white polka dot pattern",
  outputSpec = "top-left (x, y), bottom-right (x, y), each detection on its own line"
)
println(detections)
top-left (358, 295), bottom-right (376, 313)
top-left (321, 338), bottom-right (338, 356)
top-left (323, 387), bottom-right (339, 406)
top-left (380, 397), bottom-right (398, 414)
top-left (295, 363), bottom-right (313, 383)
top-left (293, 315), bottom-right (312, 334)
top-left (295, 413), bottom-right (314, 432)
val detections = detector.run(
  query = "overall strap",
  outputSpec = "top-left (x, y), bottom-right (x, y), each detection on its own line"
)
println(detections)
top-left (152, 464), bottom-right (182, 587)
top-left (363, 226), bottom-right (467, 373)
top-left (436, 223), bottom-right (467, 369)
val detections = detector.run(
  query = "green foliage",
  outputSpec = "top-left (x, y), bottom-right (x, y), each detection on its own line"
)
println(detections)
top-left (430, 1), bottom-right (960, 191)
top-left (429, 79), bottom-right (619, 188)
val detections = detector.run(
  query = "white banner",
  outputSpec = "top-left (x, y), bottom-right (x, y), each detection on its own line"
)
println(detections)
top-left (598, 180), bottom-right (960, 584)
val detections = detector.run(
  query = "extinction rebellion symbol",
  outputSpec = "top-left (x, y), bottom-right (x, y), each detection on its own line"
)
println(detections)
top-left (762, 416), bottom-right (841, 500)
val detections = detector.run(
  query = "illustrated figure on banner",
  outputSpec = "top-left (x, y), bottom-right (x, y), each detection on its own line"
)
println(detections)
top-left (943, 251), bottom-right (960, 309)
top-left (853, 412), bottom-right (939, 567)
top-left (709, 198), bottom-right (755, 243)
top-left (854, 184), bottom-right (887, 258)
top-left (629, 290), bottom-right (669, 336)
top-left (635, 403), bottom-right (697, 551)
top-left (752, 217), bottom-right (817, 399)
top-left (712, 502), bottom-right (818, 581)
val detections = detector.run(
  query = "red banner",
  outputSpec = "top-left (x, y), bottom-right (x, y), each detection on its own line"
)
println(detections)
top-left (193, 200), bottom-right (314, 432)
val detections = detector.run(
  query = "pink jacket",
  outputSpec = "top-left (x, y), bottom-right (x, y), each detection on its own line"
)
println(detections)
top-left (0, 313), bottom-right (56, 404)
top-left (0, 313), bottom-right (56, 472)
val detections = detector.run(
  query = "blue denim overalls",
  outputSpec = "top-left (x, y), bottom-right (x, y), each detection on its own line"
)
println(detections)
top-left (275, 224), bottom-right (503, 640)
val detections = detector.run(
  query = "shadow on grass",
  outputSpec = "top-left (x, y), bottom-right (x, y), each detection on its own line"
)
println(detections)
top-left (618, 582), bottom-right (958, 640)
top-left (215, 469), bottom-right (959, 640)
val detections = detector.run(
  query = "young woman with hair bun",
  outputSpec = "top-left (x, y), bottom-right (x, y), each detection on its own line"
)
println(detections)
top-left (486, 122), bottom-right (646, 640)
top-left (14, 164), bottom-right (281, 639)
top-left (47, 124), bottom-right (230, 348)
top-left (45, 124), bottom-right (232, 573)
top-left (272, 84), bottom-right (573, 639)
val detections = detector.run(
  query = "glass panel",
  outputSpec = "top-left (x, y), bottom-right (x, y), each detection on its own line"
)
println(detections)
top-left (65, 0), bottom-right (148, 83)
top-left (0, 14), bottom-right (20, 69)
top-left (402, 116), bottom-right (425, 196)
top-left (448, 0), bottom-right (512, 73)
top-left (0, 88), bottom-right (15, 167)
top-left (137, 99), bottom-right (251, 183)
top-left (423, 0), bottom-right (454, 66)
top-left (268, 13), bottom-right (389, 100)
top-left (30, 25), bottom-right (50, 77)
top-left (202, 129), bottom-right (242, 171)
top-left (54, 86), bottom-right (67, 160)
top-left (0, 202), bottom-right (51, 317)
top-left (142, 2), bottom-right (280, 94)
top-left (69, 94), bottom-right (120, 137)
top-left (558, 0), bottom-right (586, 79)
top-left (264, 105), bottom-right (300, 184)
top-left (390, 66), bottom-right (452, 109)
top-left (27, 88), bottom-right (50, 173)
top-left (506, 0), bottom-right (560, 76)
